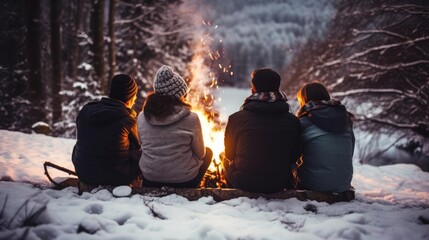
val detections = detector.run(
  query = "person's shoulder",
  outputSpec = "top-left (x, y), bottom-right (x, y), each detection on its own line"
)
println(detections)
top-left (137, 111), bottom-right (144, 121)
top-left (227, 110), bottom-right (246, 122)
top-left (280, 110), bottom-right (300, 123)
top-left (186, 111), bottom-right (202, 124)
top-left (77, 101), bottom-right (99, 118)
top-left (80, 100), bottom-right (99, 109)
top-left (299, 116), bottom-right (312, 129)
top-left (187, 111), bottom-right (198, 119)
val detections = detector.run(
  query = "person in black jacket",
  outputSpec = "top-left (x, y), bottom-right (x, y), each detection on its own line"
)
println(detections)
top-left (222, 68), bottom-right (302, 193)
top-left (72, 74), bottom-right (142, 186)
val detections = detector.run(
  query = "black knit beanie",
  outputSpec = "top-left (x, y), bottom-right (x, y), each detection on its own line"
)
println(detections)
top-left (109, 74), bottom-right (138, 103)
top-left (251, 68), bottom-right (281, 92)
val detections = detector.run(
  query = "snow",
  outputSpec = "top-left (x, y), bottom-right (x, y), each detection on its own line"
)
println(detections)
top-left (72, 82), bottom-right (88, 90)
top-left (112, 186), bottom-right (132, 197)
top-left (77, 62), bottom-right (92, 71)
top-left (31, 122), bottom-right (50, 129)
top-left (1, 134), bottom-right (429, 239)
top-left (212, 87), bottom-right (250, 121)
top-left (1, 87), bottom-right (429, 239)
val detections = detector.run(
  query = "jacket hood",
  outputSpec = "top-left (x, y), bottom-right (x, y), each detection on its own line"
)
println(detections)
top-left (84, 97), bottom-right (136, 125)
top-left (146, 105), bottom-right (191, 126)
top-left (242, 101), bottom-right (290, 113)
top-left (306, 105), bottom-right (349, 133)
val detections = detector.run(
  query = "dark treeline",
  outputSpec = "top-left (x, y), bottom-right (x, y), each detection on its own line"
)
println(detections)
top-left (0, 0), bottom-right (192, 137)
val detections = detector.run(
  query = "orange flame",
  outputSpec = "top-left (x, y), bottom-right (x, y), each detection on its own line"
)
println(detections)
top-left (187, 20), bottom-right (227, 171)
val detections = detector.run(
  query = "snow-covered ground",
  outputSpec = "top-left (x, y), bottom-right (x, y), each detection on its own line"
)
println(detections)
top-left (1, 87), bottom-right (429, 239)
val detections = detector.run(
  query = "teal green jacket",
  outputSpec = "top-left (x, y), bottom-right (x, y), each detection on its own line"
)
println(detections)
top-left (296, 104), bottom-right (354, 192)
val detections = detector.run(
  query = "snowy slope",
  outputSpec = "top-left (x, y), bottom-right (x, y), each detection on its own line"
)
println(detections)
top-left (1, 130), bottom-right (429, 239)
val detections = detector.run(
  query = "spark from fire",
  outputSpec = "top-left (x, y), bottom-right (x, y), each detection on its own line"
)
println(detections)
top-left (186, 20), bottom-right (229, 173)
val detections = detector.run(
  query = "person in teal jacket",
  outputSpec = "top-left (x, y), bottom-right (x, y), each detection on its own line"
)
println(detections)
top-left (294, 81), bottom-right (354, 192)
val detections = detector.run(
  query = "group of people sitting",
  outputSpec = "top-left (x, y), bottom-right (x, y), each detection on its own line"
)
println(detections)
top-left (72, 65), bottom-right (354, 194)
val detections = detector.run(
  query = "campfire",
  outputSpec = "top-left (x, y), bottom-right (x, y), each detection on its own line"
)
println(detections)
top-left (186, 20), bottom-right (233, 188)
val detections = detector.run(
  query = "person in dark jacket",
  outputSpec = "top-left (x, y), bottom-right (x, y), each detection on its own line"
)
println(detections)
top-left (222, 68), bottom-right (302, 194)
top-left (72, 74), bottom-right (142, 186)
top-left (295, 81), bottom-right (355, 192)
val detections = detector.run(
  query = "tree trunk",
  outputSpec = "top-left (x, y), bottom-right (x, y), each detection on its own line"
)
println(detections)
top-left (90, 0), bottom-right (106, 94)
top-left (65, 0), bottom-right (83, 82)
top-left (108, 0), bottom-right (116, 86)
top-left (25, 0), bottom-right (46, 126)
top-left (25, 0), bottom-right (44, 102)
top-left (51, 0), bottom-right (62, 123)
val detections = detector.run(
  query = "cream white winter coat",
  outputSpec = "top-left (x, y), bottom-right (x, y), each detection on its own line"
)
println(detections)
top-left (138, 105), bottom-right (205, 183)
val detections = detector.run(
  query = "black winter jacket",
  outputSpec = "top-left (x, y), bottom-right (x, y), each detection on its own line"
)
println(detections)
top-left (72, 97), bottom-right (141, 185)
top-left (224, 101), bottom-right (302, 193)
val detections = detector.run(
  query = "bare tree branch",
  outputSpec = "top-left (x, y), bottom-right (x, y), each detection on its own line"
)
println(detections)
top-left (347, 59), bottom-right (429, 71)
top-left (114, 9), bottom-right (155, 24)
top-left (353, 29), bottom-right (429, 56)
top-left (326, 36), bottom-right (429, 67)
top-left (132, 22), bottom-right (192, 36)
top-left (384, 14), bottom-right (413, 30)
top-left (356, 115), bottom-right (429, 138)
top-left (332, 88), bottom-right (409, 97)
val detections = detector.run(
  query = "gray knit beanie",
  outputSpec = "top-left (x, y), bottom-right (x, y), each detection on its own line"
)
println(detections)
top-left (154, 65), bottom-right (188, 98)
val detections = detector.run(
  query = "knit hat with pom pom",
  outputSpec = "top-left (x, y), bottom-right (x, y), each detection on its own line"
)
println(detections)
top-left (154, 65), bottom-right (188, 98)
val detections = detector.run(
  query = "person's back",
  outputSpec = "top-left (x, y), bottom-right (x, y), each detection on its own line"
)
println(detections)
top-left (72, 74), bottom-right (141, 186)
top-left (295, 82), bottom-right (354, 192)
top-left (138, 65), bottom-right (212, 188)
top-left (138, 102), bottom-right (206, 184)
top-left (223, 68), bottom-right (301, 194)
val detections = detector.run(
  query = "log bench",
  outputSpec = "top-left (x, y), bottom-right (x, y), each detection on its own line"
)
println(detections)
top-left (56, 178), bottom-right (355, 204)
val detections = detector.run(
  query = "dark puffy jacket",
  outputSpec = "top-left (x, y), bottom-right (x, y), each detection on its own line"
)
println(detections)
top-left (224, 101), bottom-right (302, 193)
top-left (72, 97), bottom-right (141, 185)
top-left (297, 104), bottom-right (354, 192)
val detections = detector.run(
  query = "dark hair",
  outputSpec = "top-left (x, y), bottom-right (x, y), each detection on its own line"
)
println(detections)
top-left (143, 92), bottom-right (191, 121)
top-left (297, 81), bottom-right (331, 106)
top-left (251, 68), bottom-right (281, 92)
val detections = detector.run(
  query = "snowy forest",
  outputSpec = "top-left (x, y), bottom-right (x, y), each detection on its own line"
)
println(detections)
top-left (1, 0), bottom-right (428, 170)
top-left (0, 0), bottom-right (194, 137)
top-left (1, 0), bottom-right (429, 239)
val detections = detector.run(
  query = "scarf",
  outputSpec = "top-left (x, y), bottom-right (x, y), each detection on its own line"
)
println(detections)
top-left (297, 99), bottom-right (342, 118)
top-left (244, 91), bottom-right (288, 103)
top-left (241, 91), bottom-right (289, 110)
